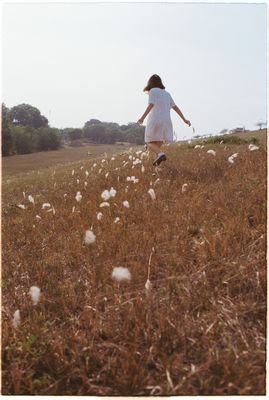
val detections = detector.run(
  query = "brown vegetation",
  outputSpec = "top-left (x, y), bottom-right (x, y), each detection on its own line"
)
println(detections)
top-left (1, 139), bottom-right (266, 395)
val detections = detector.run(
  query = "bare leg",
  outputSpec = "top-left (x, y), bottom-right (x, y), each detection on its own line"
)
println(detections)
top-left (146, 141), bottom-right (164, 155)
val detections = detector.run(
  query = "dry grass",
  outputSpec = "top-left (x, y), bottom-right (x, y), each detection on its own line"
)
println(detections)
top-left (2, 143), bottom-right (131, 177)
top-left (1, 138), bottom-right (266, 395)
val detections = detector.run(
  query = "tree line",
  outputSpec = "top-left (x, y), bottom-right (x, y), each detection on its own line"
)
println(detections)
top-left (2, 103), bottom-right (145, 156)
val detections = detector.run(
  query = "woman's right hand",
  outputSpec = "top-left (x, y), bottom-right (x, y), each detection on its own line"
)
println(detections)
top-left (184, 119), bottom-right (191, 127)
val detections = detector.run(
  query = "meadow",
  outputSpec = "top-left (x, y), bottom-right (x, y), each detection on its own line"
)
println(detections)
top-left (1, 131), bottom-right (266, 395)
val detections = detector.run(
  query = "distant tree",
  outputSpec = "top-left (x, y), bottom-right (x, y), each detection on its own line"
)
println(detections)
top-left (37, 127), bottom-right (62, 151)
top-left (2, 103), bottom-right (13, 156)
top-left (220, 129), bottom-right (228, 134)
top-left (83, 119), bottom-right (102, 128)
top-left (68, 128), bottom-right (83, 141)
top-left (11, 125), bottom-right (37, 154)
top-left (256, 121), bottom-right (266, 130)
top-left (9, 104), bottom-right (48, 128)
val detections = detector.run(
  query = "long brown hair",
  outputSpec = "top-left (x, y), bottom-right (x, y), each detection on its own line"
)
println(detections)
top-left (143, 74), bottom-right (165, 92)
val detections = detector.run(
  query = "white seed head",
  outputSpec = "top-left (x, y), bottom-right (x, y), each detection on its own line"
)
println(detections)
top-left (101, 190), bottom-right (111, 201)
top-left (114, 217), bottom-right (120, 223)
top-left (123, 200), bottom-right (130, 208)
top-left (182, 183), bottom-right (188, 193)
top-left (28, 195), bottom-right (34, 204)
top-left (75, 192), bottom-right (82, 202)
top-left (84, 230), bottom-right (96, 245)
top-left (17, 204), bottom-right (26, 210)
top-left (42, 203), bottom-right (51, 209)
top-left (148, 188), bottom-right (156, 200)
top-left (12, 310), bottom-right (21, 328)
top-left (207, 149), bottom-right (216, 156)
top-left (97, 212), bottom-right (103, 221)
top-left (248, 143), bottom-right (259, 151)
top-left (141, 165), bottom-right (145, 173)
top-left (100, 201), bottom-right (110, 207)
top-left (29, 286), bottom-right (41, 305)
top-left (110, 187), bottom-right (117, 197)
top-left (112, 267), bottom-right (131, 282)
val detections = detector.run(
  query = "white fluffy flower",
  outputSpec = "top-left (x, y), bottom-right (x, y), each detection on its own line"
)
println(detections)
top-left (114, 217), bottom-right (120, 223)
top-left (100, 201), bottom-right (110, 207)
top-left (141, 152), bottom-right (148, 160)
top-left (28, 195), bottom-right (34, 204)
top-left (110, 187), bottom-right (117, 197)
top-left (17, 204), bottom-right (26, 210)
top-left (84, 229), bottom-right (96, 245)
top-left (93, 163), bottom-right (97, 168)
top-left (97, 212), bottom-right (103, 221)
top-left (98, 169), bottom-right (102, 174)
top-left (123, 161), bottom-right (129, 167)
top-left (84, 181), bottom-right (88, 188)
top-left (133, 158), bottom-right (142, 165)
top-left (128, 155), bottom-right (133, 160)
top-left (72, 206), bottom-right (76, 213)
top-left (29, 286), bottom-right (41, 305)
top-left (182, 183), bottom-right (188, 193)
top-left (101, 159), bottom-right (106, 163)
top-left (248, 143), bottom-right (259, 151)
top-left (194, 145), bottom-right (201, 149)
top-left (75, 191), bottom-right (82, 202)
top-left (77, 179), bottom-right (80, 184)
top-left (136, 150), bottom-right (142, 155)
top-left (72, 169), bottom-right (75, 176)
top-left (36, 215), bottom-right (41, 219)
top-left (141, 165), bottom-right (145, 173)
top-left (111, 157), bottom-right (115, 161)
top-left (123, 200), bottom-right (130, 208)
top-left (207, 149), bottom-right (216, 156)
top-left (112, 267), bottom-right (131, 282)
top-left (101, 190), bottom-right (111, 201)
top-left (105, 172), bottom-right (109, 178)
top-left (145, 279), bottom-right (152, 292)
top-left (22, 191), bottom-right (26, 198)
top-left (148, 188), bottom-right (156, 200)
top-left (85, 170), bottom-right (89, 177)
top-left (228, 153), bottom-right (238, 164)
top-left (42, 203), bottom-right (51, 209)
top-left (12, 310), bottom-right (21, 328)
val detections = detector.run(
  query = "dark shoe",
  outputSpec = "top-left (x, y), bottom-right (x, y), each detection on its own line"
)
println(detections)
top-left (153, 153), bottom-right (167, 166)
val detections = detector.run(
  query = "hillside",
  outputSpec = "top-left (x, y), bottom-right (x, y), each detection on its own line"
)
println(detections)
top-left (2, 138), bottom-right (266, 395)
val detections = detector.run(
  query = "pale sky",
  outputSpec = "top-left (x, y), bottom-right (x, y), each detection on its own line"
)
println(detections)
top-left (2, 1), bottom-right (267, 139)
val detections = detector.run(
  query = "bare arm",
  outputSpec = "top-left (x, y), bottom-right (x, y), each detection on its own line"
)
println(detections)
top-left (172, 105), bottom-right (191, 126)
top-left (137, 103), bottom-right (154, 124)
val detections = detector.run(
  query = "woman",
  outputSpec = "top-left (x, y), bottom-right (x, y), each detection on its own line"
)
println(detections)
top-left (137, 74), bottom-right (191, 166)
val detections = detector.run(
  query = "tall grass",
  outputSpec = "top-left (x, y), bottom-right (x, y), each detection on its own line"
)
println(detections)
top-left (2, 141), bottom-right (266, 395)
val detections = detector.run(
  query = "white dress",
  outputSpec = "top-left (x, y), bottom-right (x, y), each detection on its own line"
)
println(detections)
top-left (145, 87), bottom-right (176, 143)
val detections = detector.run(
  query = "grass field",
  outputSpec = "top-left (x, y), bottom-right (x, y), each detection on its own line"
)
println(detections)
top-left (1, 143), bottom-right (133, 178)
top-left (1, 130), bottom-right (267, 395)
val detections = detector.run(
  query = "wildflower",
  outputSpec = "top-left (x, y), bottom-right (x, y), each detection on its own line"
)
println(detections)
top-left (100, 202), bottom-right (110, 207)
top-left (64, 194), bottom-right (67, 198)
top-left (101, 190), bottom-right (111, 201)
top-left (125, 187), bottom-right (128, 193)
top-left (12, 310), bottom-right (21, 328)
top-left (84, 229), bottom-right (96, 245)
top-left (220, 140), bottom-right (224, 144)
top-left (98, 169), bottom-right (102, 174)
top-left (80, 166), bottom-right (84, 170)
top-left (72, 169), bottom-right (75, 176)
top-left (72, 206), bottom-right (76, 213)
top-left (112, 267), bottom-right (131, 282)
top-left (129, 155), bottom-right (133, 160)
top-left (28, 195), bottom-right (34, 204)
top-left (249, 143), bottom-right (259, 151)
top-left (17, 204), bottom-right (26, 210)
top-left (84, 181), bottom-right (88, 188)
top-left (123, 200), bottom-right (130, 208)
top-left (148, 188), bottom-right (156, 200)
top-left (85, 170), bottom-right (89, 177)
top-left (133, 158), bottom-right (142, 165)
top-left (117, 176), bottom-right (120, 181)
top-left (145, 278), bottom-right (152, 292)
top-left (110, 187), bottom-right (117, 197)
top-left (77, 179), bottom-right (80, 184)
top-left (36, 215), bottom-right (41, 219)
top-left (111, 157), bottom-right (115, 161)
top-left (228, 153), bottom-right (238, 164)
top-left (141, 165), bottom-right (145, 173)
top-left (136, 150), bottom-right (142, 155)
top-left (93, 163), bottom-right (97, 168)
top-left (23, 192), bottom-right (26, 198)
top-left (194, 145), bottom-right (201, 149)
top-left (141, 152), bottom-right (148, 160)
top-left (75, 191), bottom-right (82, 202)
top-left (182, 183), bottom-right (188, 193)
top-left (207, 149), bottom-right (216, 156)
top-left (123, 161), bottom-right (129, 167)
top-left (41, 202), bottom-right (51, 209)
top-left (29, 286), bottom-right (41, 305)
top-left (153, 178), bottom-right (160, 186)
top-left (126, 176), bottom-right (131, 182)
top-left (101, 159), bottom-right (106, 163)
top-left (97, 212), bottom-right (103, 221)
top-left (105, 172), bottom-right (109, 178)
top-left (114, 217), bottom-right (120, 223)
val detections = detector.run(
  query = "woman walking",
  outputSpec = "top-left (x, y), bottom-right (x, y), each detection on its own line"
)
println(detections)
top-left (137, 74), bottom-right (191, 166)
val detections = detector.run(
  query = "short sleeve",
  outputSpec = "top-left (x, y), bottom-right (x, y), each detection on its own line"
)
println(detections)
top-left (148, 89), bottom-right (157, 105)
top-left (170, 94), bottom-right (176, 108)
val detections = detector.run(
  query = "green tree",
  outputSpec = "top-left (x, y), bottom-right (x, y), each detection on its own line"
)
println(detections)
top-left (11, 125), bottom-right (37, 154)
top-left (2, 103), bottom-right (13, 156)
top-left (37, 127), bottom-right (62, 151)
top-left (9, 104), bottom-right (48, 128)
top-left (68, 128), bottom-right (83, 141)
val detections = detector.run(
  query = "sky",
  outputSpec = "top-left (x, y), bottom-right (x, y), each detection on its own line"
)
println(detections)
top-left (2, 1), bottom-right (267, 140)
